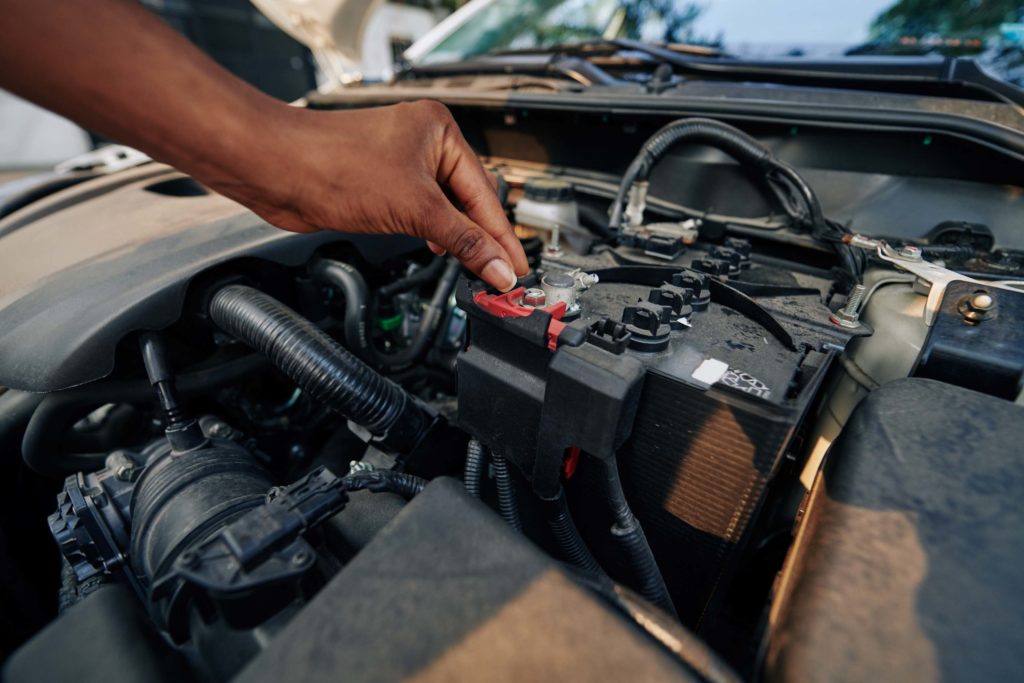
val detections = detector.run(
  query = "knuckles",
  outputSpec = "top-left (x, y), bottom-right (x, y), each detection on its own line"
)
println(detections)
top-left (398, 99), bottom-right (454, 131)
top-left (449, 226), bottom-right (488, 264)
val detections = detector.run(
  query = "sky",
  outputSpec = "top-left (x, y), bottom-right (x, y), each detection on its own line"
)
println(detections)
top-left (690, 0), bottom-right (897, 46)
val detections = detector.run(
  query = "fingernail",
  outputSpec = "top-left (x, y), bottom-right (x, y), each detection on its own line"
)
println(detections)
top-left (482, 259), bottom-right (516, 292)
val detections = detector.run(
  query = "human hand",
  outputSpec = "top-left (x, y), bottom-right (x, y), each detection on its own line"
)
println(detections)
top-left (0, 0), bottom-right (525, 288)
top-left (206, 100), bottom-right (528, 291)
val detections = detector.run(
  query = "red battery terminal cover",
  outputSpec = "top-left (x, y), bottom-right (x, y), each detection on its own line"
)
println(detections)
top-left (472, 287), bottom-right (568, 351)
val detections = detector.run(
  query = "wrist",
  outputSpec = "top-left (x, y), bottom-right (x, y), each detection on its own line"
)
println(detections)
top-left (183, 91), bottom-right (297, 200)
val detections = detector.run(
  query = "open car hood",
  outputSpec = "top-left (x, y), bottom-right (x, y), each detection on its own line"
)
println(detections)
top-left (248, 0), bottom-right (383, 86)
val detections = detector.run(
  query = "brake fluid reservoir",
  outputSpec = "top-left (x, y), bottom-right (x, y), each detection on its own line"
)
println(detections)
top-left (513, 179), bottom-right (578, 255)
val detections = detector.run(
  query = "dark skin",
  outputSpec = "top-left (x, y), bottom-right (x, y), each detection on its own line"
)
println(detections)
top-left (0, 0), bottom-right (528, 291)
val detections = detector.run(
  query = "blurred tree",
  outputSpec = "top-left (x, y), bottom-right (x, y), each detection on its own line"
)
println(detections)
top-left (621, 0), bottom-right (705, 43)
top-left (870, 0), bottom-right (1023, 41)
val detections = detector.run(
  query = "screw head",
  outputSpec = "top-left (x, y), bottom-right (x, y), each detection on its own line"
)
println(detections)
top-left (970, 292), bottom-right (994, 311)
top-left (522, 288), bottom-right (546, 307)
top-left (958, 290), bottom-right (996, 324)
top-left (829, 312), bottom-right (860, 329)
top-left (207, 421), bottom-right (232, 439)
top-left (898, 245), bottom-right (922, 260)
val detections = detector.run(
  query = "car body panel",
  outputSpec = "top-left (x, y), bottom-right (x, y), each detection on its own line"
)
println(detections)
top-left (0, 165), bottom-right (416, 392)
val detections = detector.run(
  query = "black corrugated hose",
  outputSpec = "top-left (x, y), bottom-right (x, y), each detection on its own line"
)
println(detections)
top-left (208, 284), bottom-right (428, 453)
top-left (599, 457), bottom-right (678, 619)
top-left (464, 438), bottom-right (485, 498)
top-left (608, 117), bottom-right (860, 279)
top-left (342, 470), bottom-right (427, 499)
top-left (491, 451), bottom-right (522, 532)
top-left (542, 486), bottom-right (605, 578)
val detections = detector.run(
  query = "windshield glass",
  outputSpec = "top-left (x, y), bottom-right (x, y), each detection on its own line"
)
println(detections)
top-left (417, 0), bottom-right (1024, 81)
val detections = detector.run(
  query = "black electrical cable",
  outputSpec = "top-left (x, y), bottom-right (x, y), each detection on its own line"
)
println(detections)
top-left (342, 470), bottom-right (427, 499)
top-left (372, 258), bottom-right (461, 373)
top-left (541, 486), bottom-right (605, 577)
top-left (464, 438), bottom-right (485, 498)
top-left (491, 451), bottom-right (522, 532)
top-left (599, 457), bottom-right (678, 619)
top-left (577, 202), bottom-right (616, 240)
top-left (565, 568), bottom-right (739, 679)
top-left (377, 256), bottom-right (446, 300)
top-left (22, 354), bottom-right (266, 478)
top-left (138, 332), bottom-right (206, 452)
top-left (608, 117), bottom-right (857, 279)
top-left (311, 257), bottom-right (460, 371)
top-left (609, 118), bottom-right (772, 232)
top-left (208, 284), bottom-right (430, 453)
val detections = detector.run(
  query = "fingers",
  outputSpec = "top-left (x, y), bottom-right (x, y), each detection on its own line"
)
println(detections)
top-left (426, 241), bottom-right (446, 256)
top-left (429, 202), bottom-right (518, 292)
top-left (438, 130), bottom-right (529, 277)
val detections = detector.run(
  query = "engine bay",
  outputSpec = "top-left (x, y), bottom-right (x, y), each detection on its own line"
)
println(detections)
top-left (2, 112), bottom-right (1023, 682)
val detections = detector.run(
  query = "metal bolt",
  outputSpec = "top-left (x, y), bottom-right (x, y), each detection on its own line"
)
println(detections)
top-left (898, 244), bottom-right (923, 260)
top-left (348, 460), bottom-right (374, 474)
top-left (959, 290), bottom-right (995, 324)
top-left (830, 284), bottom-right (867, 328)
top-left (206, 420), bottom-right (232, 439)
top-left (179, 551), bottom-right (199, 568)
top-left (522, 288), bottom-right (546, 307)
top-left (544, 225), bottom-right (563, 256)
top-left (292, 551), bottom-right (310, 566)
top-left (971, 292), bottom-right (994, 311)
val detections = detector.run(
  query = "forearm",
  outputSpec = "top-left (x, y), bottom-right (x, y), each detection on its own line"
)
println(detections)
top-left (0, 0), bottom-right (282, 180)
top-left (0, 0), bottom-right (527, 290)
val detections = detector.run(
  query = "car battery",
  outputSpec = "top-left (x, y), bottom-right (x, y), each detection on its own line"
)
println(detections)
top-left (456, 253), bottom-right (854, 626)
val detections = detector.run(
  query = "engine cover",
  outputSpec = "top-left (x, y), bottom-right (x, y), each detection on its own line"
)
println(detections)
top-left (0, 166), bottom-right (421, 392)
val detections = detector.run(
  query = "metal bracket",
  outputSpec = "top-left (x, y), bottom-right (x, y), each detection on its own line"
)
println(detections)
top-left (54, 145), bottom-right (150, 175)
top-left (848, 235), bottom-right (1022, 326)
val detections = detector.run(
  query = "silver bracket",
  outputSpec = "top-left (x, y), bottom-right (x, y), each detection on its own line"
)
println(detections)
top-left (850, 235), bottom-right (1021, 326)
top-left (55, 145), bottom-right (150, 175)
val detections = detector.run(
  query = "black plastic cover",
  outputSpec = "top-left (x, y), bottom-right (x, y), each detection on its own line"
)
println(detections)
top-left (0, 168), bottom-right (419, 391)
top-left (913, 279), bottom-right (1024, 399)
top-left (236, 477), bottom-right (704, 683)
top-left (4, 584), bottom-right (190, 683)
top-left (767, 378), bottom-right (1024, 682)
top-left (523, 177), bottom-right (574, 202)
